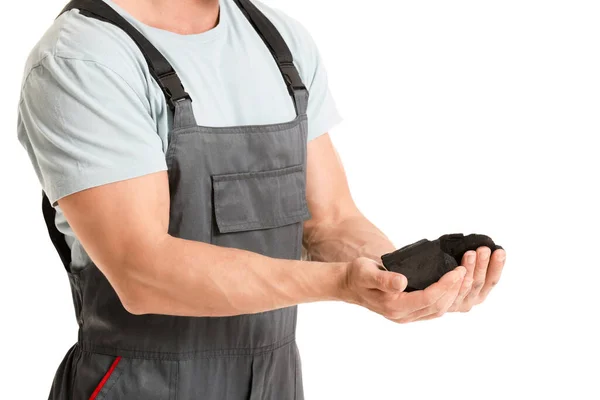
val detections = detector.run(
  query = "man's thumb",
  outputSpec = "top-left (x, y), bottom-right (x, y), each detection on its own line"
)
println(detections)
top-left (371, 269), bottom-right (408, 293)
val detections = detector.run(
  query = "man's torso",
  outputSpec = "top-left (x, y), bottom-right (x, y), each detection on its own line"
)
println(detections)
top-left (18, 0), bottom-right (339, 270)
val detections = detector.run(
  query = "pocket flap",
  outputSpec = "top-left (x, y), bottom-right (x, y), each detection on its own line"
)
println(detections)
top-left (212, 164), bottom-right (311, 234)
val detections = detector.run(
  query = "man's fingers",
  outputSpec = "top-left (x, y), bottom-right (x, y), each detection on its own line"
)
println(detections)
top-left (399, 266), bottom-right (466, 314)
top-left (461, 250), bottom-right (477, 280)
top-left (477, 249), bottom-right (506, 300)
top-left (422, 266), bottom-right (466, 304)
top-left (450, 252), bottom-right (476, 311)
top-left (448, 276), bottom-right (473, 312)
top-left (394, 271), bottom-right (464, 323)
top-left (466, 246), bottom-right (491, 299)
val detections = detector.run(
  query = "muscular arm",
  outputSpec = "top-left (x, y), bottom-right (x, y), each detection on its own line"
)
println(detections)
top-left (303, 134), bottom-right (396, 263)
top-left (58, 133), bottom-right (464, 321)
top-left (58, 170), bottom-right (345, 317)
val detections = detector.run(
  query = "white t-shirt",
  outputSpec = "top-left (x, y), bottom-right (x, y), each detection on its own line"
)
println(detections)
top-left (17, 0), bottom-right (341, 269)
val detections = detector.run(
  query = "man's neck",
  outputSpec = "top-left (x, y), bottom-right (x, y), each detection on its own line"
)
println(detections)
top-left (112, 0), bottom-right (221, 35)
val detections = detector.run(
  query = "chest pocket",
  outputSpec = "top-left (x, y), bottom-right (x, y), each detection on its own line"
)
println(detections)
top-left (211, 164), bottom-right (310, 260)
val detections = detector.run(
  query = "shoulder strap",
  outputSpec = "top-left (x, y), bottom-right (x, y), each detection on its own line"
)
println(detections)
top-left (42, 193), bottom-right (72, 272)
top-left (233, 0), bottom-right (308, 114)
top-left (60, 0), bottom-right (190, 110)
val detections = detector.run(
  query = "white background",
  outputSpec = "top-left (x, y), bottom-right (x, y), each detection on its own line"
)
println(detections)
top-left (1, 0), bottom-right (599, 398)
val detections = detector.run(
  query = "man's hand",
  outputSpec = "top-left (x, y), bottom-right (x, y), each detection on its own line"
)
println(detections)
top-left (448, 247), bottom-right (506, 312)
top-left (341, 257), bottom-right (467, 323)
top-left (303, 135), bottom-right (505, 319)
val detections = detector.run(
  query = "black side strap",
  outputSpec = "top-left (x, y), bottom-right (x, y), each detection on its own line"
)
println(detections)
top-left (42, 193), bottom-right (72, 272)
top-left (60, 0), bottom-right (190, 110)
top-left (233, 0), bottom-right (307, 99)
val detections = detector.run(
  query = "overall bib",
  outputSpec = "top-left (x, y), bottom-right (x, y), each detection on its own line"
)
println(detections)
top-left (42, 0), bottom-right (311, 398)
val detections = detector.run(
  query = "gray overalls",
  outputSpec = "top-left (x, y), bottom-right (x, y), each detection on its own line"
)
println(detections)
top-left (42, 0), bottom-right (311, 398)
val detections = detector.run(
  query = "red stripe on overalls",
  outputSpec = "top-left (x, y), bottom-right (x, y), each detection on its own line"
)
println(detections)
top-left (88, 356), bottom-right (122, 400)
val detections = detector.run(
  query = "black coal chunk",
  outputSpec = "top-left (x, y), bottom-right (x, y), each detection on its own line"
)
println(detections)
top-left (381, 233), bottom-right (503, 292)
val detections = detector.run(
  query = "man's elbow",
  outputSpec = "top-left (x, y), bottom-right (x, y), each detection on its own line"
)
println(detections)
top-left (105, 243), bottom-right (167, 316)
top-left (111, 273), bottom-right (155, 316)
top-left (118, 288), bottom-right (151, 316)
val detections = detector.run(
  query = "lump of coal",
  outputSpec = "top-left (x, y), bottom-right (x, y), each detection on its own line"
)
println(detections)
top-left (381, 233), bottom-right (503, 292)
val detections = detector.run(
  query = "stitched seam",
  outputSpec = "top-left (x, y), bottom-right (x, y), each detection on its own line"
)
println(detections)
top-left (79, 333), bottom-right (296, 360)
top-left (165, 131), bottom-right (179, 171)
top-left (294, 350), bottom-right (298, 400)
top-left (212, 164), bottom-right (302, 182)
top-left (20, 3), bottom-right (72, 89)
top-left (97, 358), bottom-right (125, 400)
top-left (170, 115), bottom-right (307, 135)
top-left (20, 55), bottom-right (53, 92)
top-left (82, 333), bottom-right (293, 355)
top-left (19, 64), bottom-right (68, 151)
top-left (20, 6), bottom-right (69, 93)
top-left (174, 361), bottom-right (179, 400)
top-left (216, 211), bottom-right (308, 231)
top-left (293, 214), bottom-right (300, 260)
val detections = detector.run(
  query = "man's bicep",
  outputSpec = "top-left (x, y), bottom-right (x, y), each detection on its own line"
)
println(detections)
top-left (304, 133), bottom-right (358, 229)
top-left (57, 171), bottom-right (170, 282)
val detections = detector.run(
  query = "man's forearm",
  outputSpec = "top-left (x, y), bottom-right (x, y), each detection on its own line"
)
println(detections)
top-left (121, 234), bottom-right (347, 317)
top-left (303, 211), bottom-right (396, 263)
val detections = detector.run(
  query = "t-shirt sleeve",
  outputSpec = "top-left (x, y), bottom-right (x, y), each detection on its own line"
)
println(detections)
top-left (18, 55), bottom-right (167, 206)
top-left (294, 25), bottom-right (342, 142)
top-left (301, 38), bottom-right (343, 142)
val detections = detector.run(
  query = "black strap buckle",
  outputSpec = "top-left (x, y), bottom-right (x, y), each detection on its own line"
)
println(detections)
top-left (280, 61), bottom-right (306, 96)
top-left (158, 71), bottom-right (191, 110)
